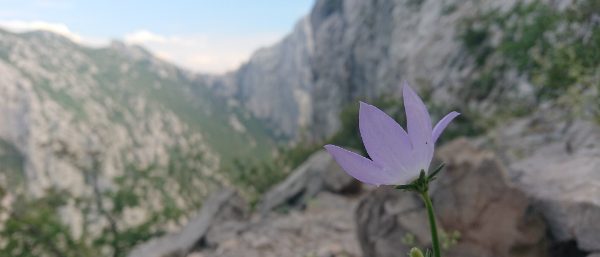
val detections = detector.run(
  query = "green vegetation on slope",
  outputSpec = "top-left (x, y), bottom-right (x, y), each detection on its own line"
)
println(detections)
top-left (84, 46), bottom-right (274, 161)
top-left (0, 31), bottom-right (276, 257)
top-left (0, 141), bottom-right (219, 257)
top-left (0, 140), bottom-right (25, 191)
top-left (459, 0), bottom-right (600, 125)
top-left (0, 188), bottom-right (96, 257)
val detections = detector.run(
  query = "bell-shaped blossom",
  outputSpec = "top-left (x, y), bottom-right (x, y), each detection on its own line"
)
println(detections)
top-left (324, 83), bottom-right (460, 186)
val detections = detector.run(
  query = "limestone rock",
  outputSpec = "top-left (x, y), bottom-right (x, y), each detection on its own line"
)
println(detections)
top-left (209, 0), bottom-right (524, 140)
top-left (127, 189), bottom-right (247, 257)
top-left (504, 117), bottom-right (600, 252)
top-left (258, 150), bottom-right (359, 215)
top-left (356, 139), bottom-right (548, 257)
top-left (192, 192), bottom-right (361, 257)
top-left (0, 28), bottom-right (255, 243)
top-left (205, 17), bottom-right (314, 138)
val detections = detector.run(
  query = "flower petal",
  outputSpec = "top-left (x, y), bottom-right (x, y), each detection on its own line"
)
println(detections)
top-left (359, 101), bottom-right (414, 173)
top-left (324, 145), bottom-right (393, 186)
top-left (432, 111), bottom-right (460, 143)
top-left (402, 82), bottom-right (434, 172)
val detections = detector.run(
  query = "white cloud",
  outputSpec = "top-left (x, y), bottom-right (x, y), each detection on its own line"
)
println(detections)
top-left (124, 30), bottom-right (171, 44)
top-left (123, 29), bottom-right (281, 74)
top-left (0, 20), bottom-right (106, 46)
top-left (0, 21), bottom-right (283, 73)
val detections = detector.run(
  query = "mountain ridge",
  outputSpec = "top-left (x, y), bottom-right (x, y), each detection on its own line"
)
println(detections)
top-left (0, 27), bottom-right (276, 256)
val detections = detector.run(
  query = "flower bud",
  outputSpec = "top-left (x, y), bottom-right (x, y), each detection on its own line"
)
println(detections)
top-left (409, 247), bottom-right (425, 257)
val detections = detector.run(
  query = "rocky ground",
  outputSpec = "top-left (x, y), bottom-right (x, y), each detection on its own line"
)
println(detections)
top-left (128, 125), bottom-right (600, 257)
top-left (128, 150), bottom-right (365, 257)
top-left (192, 192), bottom-right (362, 257)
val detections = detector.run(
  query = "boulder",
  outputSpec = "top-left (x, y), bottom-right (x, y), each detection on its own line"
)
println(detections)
top-left (127, 189), bottom-right (247, 257)
top-left (258, 150), bottom-right (360, 215)
top-left (356, 139), bottom-right (548, 257)
top-left (507, 119), bottom-right (600, 252)
top-left (190, 192), bottom-right (361, 257)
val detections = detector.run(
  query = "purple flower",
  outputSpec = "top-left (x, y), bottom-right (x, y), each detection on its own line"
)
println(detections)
top-left (324, 83), bottom-right (460, 186)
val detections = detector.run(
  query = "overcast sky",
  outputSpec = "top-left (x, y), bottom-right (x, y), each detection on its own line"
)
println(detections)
top-left (0, 0), bottom-right (314, 73)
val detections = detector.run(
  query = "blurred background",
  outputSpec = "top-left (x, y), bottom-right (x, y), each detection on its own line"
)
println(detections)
top-left (0, 0), bottom-right (599, 256)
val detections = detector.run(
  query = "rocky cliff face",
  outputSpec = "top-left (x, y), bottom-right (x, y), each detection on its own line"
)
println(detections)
top-left (211, 0), bottom-right (538, 140)
top-left (0, 28), bottom-right (278, 190)
top-left (0, 29), bottom-right (274, 256)
top-left (213, 0), bottom-right (598, 143)
top-left (1, 34), bottom-right (201, 195)
top-left (206, 18), bottom-right (315, 139)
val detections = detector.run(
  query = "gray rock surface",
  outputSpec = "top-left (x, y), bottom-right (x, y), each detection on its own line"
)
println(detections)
top-left (0, 28), bottom-right (269, 246)
top-left (127, 189), bottom-right (247, 257)
top-left (495, 114), bottom-right (600, 252)
top-left (210, 0), bottom-right (524, 140)
top-left (127, 151), bottom-right (366, 257)
top-left (191, 192), bottom-right (361, 257)
top-left (0, 30), bottom-right (219, 196)
top-left (126, 150), bottom-right (366, 257)
top-left (356, 139), bottom-right (548, 257)
top-left (258, 150), bottom-right (359, 215)
top-left (209, 18), bottom-right (315, 138)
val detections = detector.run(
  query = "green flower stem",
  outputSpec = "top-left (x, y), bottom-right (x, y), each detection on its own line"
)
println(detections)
top-left (420, 191), bottom-right (441, 257)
